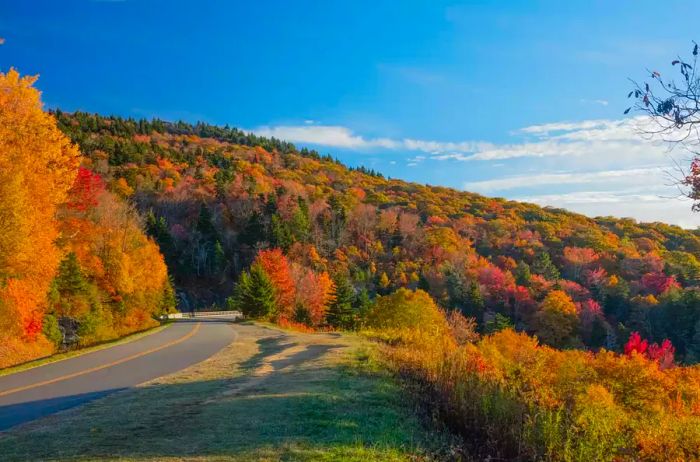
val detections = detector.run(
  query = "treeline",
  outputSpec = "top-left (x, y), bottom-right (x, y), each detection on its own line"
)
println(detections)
top-left (53, 109), bottom-right (700, 364)
top-left (0, 71), bottom-right (174, 368)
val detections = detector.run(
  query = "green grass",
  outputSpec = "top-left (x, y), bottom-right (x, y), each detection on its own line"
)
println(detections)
top-left (0, 323), bottom-right (455, 461)
top-left (0, 323), bottom-right (171, 378)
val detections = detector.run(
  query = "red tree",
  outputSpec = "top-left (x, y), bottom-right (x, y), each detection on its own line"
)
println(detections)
top-left (640, 272), bottom-right (680, 295)
top-left (624, 331), bottom-right (649, 356)
top-left (255, 248), bottom-right (296, 320)
top-left (66, 167), bottom-right (104, 212)
top-left (625, 331), bottom-right (675, 369)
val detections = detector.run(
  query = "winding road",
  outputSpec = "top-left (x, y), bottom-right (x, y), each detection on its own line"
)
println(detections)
top-left (0, 318), bottom-right (237, 431)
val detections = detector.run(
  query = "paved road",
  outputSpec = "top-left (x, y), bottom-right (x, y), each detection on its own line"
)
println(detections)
top-left (0, 319), bottom-right (237, 431)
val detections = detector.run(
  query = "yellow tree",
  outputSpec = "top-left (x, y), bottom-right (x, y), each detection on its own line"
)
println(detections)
top-left (0, 69), bottom-right (79, 366)
top-left (532, 290), bottom-right (580, 348)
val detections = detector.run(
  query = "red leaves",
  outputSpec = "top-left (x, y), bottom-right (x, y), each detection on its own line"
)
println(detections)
top-left (625, 331), bottom-right (675, 369)
top-left (563, 246), bottom-right (599, 267)
top-left (624, 332), bottom-right (648, 356)
top-left (640, 272), bottom-right (680, 296)
top-left (255, 248), bottom-right (296, 320)
top-left (648, 339), bottom-right (675, 370)
top-left (66, 167), bottom-right (104, 211)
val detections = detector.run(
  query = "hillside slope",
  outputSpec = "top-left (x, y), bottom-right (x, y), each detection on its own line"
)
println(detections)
top-left (55, 111), bottom-right (700, 362)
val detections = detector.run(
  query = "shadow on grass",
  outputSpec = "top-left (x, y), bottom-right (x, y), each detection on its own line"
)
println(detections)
top-left (0, 358), bottom-right (439, 461)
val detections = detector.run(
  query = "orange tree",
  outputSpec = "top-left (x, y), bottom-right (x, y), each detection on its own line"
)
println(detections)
top-left (0, 70), bottom-right (79, 367)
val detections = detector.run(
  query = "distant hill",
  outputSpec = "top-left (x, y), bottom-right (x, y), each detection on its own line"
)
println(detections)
top-left (55, 110), bottom-right (700, 362)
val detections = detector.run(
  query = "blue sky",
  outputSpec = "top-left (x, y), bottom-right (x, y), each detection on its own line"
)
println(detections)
top-left (3, 0), bottom-right (700, 227)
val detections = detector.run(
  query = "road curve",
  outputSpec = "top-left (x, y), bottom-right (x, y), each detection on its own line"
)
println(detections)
top-left (0, 319), bottom-right (237, 431)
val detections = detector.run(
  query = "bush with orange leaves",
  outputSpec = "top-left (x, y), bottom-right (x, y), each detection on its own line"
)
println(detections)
top-left (379, 290), bottom-right (700, 461)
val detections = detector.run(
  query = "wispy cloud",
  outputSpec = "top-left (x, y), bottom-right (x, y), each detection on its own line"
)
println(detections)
top-left (463, 167), bottom-right (663, 194)
top-left (252, 124), bottom-right (490, 154)
top-left (580, 98), bottom-right (609, 106)
top-left (522, 190), bottom-right (667, 205)
top-left (252, 116), bottom-right (665, 163)
top-left (253, 125), bottom-right (399, 149)
top-left (520, 190), bottom-right (700, 228)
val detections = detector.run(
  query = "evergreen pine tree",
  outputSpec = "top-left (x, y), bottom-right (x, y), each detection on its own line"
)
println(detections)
top-left (271, 214), bottom-right (294, 250)
top-left (589, 316), bottom-right (609, 351)
top-left (213, 241), bottom-right (226, 274)
top-left (445, 266), bottom-right (467, 310)
top-left (233, 264), bottom-right (276, 319)
top-left (56, 252), bottom-right (88, 295)
top-left (326, 274), bottom-right (355, 329)
top-left (52, 252), bottom-right (97, 319)
top-left (532, 252), bottom-right (560, 281)
top-left (513, 261), bottom-right (532, 286)
top-left (464, 281), bottom-right (485, 320)
top-left (146, 210), bottom-right (174, 256)
top-left (291, 198), bottom-right (311, 243)
top-left (484, 313), bottom-right (514, 334)
top-left (196, 203), bottom-right (219, 241)
top-left (240, 212), bottom-right (266, 246)
top-left (353, 288), bottom-right (372, 325)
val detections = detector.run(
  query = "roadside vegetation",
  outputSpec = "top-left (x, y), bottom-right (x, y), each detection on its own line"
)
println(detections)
top-left (0, 69), bottom-right (175, 369)
top-left (368, 298), bottom-right (700, 461)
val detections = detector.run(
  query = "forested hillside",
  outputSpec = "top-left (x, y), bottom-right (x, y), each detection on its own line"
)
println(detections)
top-left (0, 72), bottom-right (174, 368)
top-left (55, 110), bottom-right (700, 363)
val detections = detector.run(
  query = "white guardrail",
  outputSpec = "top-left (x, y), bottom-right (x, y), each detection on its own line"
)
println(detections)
top-left (163, 310), bottom-right (243, 320)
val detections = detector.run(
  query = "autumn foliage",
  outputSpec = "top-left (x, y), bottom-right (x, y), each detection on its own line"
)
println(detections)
top-left (48, 110), bottom-right (700, 366)
top-left (1, 65), bottom-right (696, 459)
top-left (0, 69), bottom-right (79, 366)
top-left (0, 70), bottom-right (173, 368)
top-left (234, 248), bottom-right (335, 327)
top-left (383, 305), bottom-right (700, 461)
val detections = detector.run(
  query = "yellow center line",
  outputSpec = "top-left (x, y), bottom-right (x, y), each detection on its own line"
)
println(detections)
top-left (0, 322), bottom-right (202, 398)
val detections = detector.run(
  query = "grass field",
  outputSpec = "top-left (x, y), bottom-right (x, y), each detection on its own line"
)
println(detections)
top-left (0, 322), bottom-right (455, 461)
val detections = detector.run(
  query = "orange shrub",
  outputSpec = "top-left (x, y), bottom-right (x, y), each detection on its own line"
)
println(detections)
top-left (384, 325), bottom-right (700, 461)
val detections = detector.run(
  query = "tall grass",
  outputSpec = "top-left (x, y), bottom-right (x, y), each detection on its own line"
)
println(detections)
top-left (380, 326), bottom-right (700, 461)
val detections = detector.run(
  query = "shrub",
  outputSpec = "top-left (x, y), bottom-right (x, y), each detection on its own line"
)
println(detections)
top-left (383, 326), bottom-right (700, 461)
top-left (367, 288), bottom-right (448, 335)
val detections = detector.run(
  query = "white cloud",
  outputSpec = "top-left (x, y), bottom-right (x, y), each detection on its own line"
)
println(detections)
top-left (253, 125), bottom-right (399, 150)
top-left (580, 98), bottom-right (609, 107)
top-left (520, 191), bottom-right (700, 228)
top-left (522, 190), bottom-right (667, 205)
top-left (463, 167), bottom-right (664, 194)
top-left (518, 118), bottom-right (619, 135)
top-left (252, 116), bottom-right (668, 164)
top-left (251, 124), bottom-right (491, 155)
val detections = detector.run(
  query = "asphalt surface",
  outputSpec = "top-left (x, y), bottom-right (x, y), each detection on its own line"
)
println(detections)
top-left (0, 319), bottom-right (237, 431)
